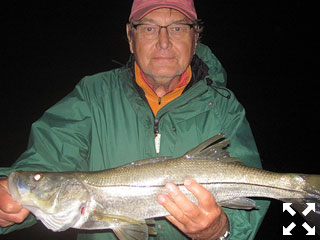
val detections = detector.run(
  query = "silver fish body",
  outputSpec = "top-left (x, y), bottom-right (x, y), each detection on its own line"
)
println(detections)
top-left (8, 134), bottom-right (320, 239)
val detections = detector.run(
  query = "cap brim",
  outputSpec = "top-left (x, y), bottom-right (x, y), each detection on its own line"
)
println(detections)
top-left (130, 4), bottom-right (197, 21)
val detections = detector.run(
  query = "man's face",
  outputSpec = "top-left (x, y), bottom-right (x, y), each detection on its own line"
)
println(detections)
top-left (127, 8), bottom-right (198, 87)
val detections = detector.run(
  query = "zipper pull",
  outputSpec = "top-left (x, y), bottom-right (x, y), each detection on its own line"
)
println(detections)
top-left (155, 133), bottom-right (161, 154)
top-left (154, 117), bottom-right (161, 154)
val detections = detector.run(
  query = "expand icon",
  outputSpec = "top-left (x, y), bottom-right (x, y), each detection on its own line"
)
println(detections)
top-left (283, 203), bottom-right (316, 235)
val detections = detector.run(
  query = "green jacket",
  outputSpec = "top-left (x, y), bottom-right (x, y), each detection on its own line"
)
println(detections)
top-left (0, 43), bottom-right (269, 239)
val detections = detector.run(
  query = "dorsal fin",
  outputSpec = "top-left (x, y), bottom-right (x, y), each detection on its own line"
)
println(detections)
top-left (184, 133), bottom-right (242, 163)
top-left (185, 133), bottom-right (226, 156)
top-left (197, 139), bottom-right (230, 159)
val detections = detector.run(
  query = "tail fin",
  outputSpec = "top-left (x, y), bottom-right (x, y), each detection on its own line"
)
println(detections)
top-left (286, 174), bottom-right (320, 235)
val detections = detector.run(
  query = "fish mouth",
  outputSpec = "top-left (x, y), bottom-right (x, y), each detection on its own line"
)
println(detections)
top-left (8, 172), bottom-right (20, 201)
top-left (8, 171), bottom-right (29, 202)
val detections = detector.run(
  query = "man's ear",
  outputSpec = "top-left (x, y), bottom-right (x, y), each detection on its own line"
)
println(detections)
top-left (126, 23), bottom-right (134, 54)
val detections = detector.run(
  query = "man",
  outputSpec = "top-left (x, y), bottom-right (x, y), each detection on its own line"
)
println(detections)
top-left (0, 0), bottom-right (269, 239)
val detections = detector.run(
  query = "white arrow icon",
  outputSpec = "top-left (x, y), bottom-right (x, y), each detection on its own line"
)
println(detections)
top-left (302, 222), bottom-right (316, 235)
top-left (302, 203), bottom-right (315, 216)
top-left (283, 222), bottom-right (296, 235)
top-left (283, 203), bottom-right (296, 216)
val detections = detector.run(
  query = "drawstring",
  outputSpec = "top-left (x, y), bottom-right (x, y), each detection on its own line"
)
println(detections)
top-left (206, 78), bottom-right (231, 99)
top-left (112, 59), bottom-right (125, 67)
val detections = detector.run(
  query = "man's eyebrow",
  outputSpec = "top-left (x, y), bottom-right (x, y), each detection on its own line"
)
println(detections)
top-left (136, 18), bottom-right (156, 24)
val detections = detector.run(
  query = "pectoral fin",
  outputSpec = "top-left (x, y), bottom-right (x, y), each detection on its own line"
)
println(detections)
top-left (93, 212), bottom-right (142, 225)
top-left (220, 197), bottom-right (258, 210)
top-left (92, 212), bottom-right (157, 239)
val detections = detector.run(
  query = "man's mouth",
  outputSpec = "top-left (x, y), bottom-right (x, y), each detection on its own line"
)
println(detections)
top-left (153, 56), bottom-right (175, 61)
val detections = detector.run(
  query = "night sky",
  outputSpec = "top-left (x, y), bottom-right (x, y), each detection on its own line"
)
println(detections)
top-left (1, 1), bottom-right (318, 239)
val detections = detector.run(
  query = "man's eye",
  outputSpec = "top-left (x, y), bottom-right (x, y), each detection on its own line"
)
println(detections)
top-left (170, 25), bottom-right (189, 32)
top-left (146, 27), bottom-right (154, 32)
top-left (172, 25), bottom-right (182, 32)
top-left (142, 26), bottom-right (156, 33)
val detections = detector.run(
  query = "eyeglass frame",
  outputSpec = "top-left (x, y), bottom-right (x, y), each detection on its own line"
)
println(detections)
top-left (130, 22), bottom-right (196, 39)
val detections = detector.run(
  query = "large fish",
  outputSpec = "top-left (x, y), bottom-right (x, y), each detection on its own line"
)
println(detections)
top-left (8, 134), bottom-right (320, 239)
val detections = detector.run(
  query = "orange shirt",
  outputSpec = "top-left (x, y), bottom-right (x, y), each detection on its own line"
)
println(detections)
top-left (135, 62), bottom-right (192, 116)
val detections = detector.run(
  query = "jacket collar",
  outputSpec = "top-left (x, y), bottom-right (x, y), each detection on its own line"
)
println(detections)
top-left (122, 55), bottom-right (212, 121)
top-left (126, 53), bottom-right (210, 101)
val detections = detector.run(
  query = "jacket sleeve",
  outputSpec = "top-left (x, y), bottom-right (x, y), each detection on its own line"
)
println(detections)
top-left (0, 78), bottom-right (92, 234)
top-left (219, 92), bottom-right (270, 240)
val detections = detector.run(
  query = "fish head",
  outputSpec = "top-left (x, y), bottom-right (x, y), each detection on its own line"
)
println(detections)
top-left (8, 171), bottom-right (89, 215)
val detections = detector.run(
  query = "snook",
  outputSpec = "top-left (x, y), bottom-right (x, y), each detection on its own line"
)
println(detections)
top-left (8, 134), bottom-right (320, 239)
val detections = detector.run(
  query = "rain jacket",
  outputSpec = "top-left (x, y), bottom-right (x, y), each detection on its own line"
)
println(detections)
top-left (0, 43), bottom-right (269, 239)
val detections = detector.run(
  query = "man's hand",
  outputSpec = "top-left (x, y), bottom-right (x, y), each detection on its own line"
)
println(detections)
top-left (158, 179), bottom-right (229, 240)
top-left (0, 179), bottom-right (29, 227)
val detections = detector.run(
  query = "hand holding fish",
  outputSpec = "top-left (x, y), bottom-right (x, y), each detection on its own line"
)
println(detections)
top-left (158, 179), bottom-right (229, 240)
top-left (0, 179), bottom-right (30, 227)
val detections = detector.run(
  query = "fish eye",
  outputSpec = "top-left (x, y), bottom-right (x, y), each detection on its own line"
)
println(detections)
top-left (33, 173), bottom-right (43, 182)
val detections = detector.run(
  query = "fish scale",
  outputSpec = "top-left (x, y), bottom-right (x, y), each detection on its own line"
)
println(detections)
top-left (8, 134), bottom-right (320, 239)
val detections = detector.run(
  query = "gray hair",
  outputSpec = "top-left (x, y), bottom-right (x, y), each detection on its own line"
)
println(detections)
top-left (193, 19), bottom-right (204, 43)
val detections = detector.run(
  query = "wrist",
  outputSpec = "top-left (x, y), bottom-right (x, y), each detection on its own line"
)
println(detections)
top-left (192, 210), bottom-right (230, 240)
top-left (214, 212), bottom-right (230, 240)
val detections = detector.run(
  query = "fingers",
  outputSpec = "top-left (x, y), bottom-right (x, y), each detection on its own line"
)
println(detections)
top-left (0, 181), bottom-right (23, 214)
top-left (0, 208), bottom-right (30, 227)
top-left (157, 181), bottom-right (211, 233)
top-left (163, 182), bottom-right (202, 221)
top-left (0, 218), bottom-right (13, 227)
top-left (158, 193), bottom-right (190, 231)
top-left (159, 180), bottom-right (218, 219)
top-left (0, 179), bottom-right (30, 227)
top-left (184, 179), bottom-right (219, 213)
top-left (158, 179), bottom-right (227, 238)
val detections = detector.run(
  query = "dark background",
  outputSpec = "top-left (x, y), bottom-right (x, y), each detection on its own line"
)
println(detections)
top-left (1, 0), bottom-right (318, 239)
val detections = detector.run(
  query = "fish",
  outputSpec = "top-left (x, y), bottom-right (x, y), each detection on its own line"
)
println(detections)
top-left (7, 133), bottom-right (320, 239)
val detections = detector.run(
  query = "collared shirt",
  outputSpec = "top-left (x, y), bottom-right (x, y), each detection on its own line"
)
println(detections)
top-left (134, 62), bottom-right (192, 116)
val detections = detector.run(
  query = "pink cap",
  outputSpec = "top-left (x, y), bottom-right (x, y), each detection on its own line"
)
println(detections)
top-left (129, 0), bottom-right (197, 21)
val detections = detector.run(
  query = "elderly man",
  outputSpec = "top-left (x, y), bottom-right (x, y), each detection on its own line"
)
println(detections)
top-left (0, 0), bottom-right (269, 239)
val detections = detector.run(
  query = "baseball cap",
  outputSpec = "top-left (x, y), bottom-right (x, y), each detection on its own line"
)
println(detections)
top-left (129, 0), bottom-right (197, 21)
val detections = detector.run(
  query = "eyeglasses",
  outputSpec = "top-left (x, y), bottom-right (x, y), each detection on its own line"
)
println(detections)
top-left (131, 23), bottom-right (195, 40)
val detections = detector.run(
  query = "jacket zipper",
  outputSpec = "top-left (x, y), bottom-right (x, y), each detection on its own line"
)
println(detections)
top-left (154, 117), bottom-right (161, 154)
top-left (153, 89), bottom-right (209, 154)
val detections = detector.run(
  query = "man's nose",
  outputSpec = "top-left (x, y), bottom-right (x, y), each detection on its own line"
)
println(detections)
top-left (157, 27), bottom-right (171, 49)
